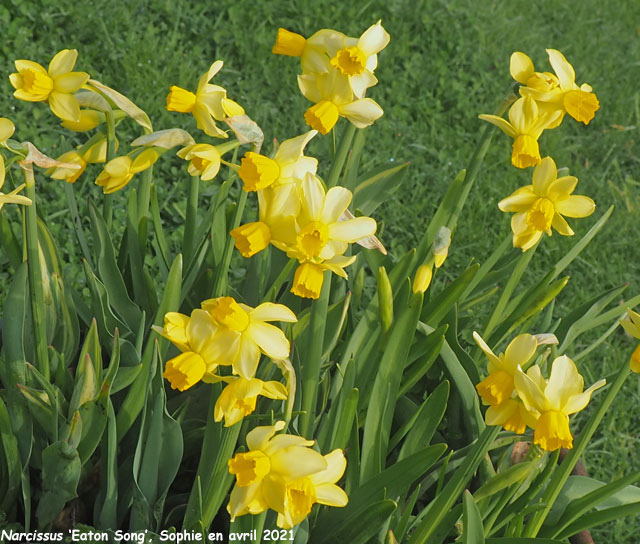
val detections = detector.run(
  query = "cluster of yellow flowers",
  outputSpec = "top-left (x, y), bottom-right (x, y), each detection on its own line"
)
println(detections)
top-left (155, 296), bottom-right (296, 426)
top-left (474, 332), bottom-right (606, 451)
top-left (231, 129), bottom-right (380, 299)
top-left (479, 50), bottom-right (598, 251)
top-left (273, 22), bottom-right (389, 134)
top-left (227, 421), bottom-right (348, 529)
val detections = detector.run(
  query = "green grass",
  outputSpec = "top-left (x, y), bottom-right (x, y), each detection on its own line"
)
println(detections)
top-left (1, 0), bottom-right (639, 539)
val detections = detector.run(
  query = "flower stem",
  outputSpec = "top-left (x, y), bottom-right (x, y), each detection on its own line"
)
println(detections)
top-left (299, 272), bottom-right (332, 438)
top-left (327, 124), bottom-right (356, 188)
top-left (21, 164), bottom-right (49, 380)
top-left (262, 258), bottom-right (296, 302)
top-left (182, 175), bottom-right (200, 266)
top-left (102, 109), bottom-right (117, 229)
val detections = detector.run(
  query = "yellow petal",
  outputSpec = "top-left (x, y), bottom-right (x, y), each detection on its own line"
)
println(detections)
top-left (544, 355), bottom-right (583, 411)
top-left (503, 334), bottom-right (537, 370)
top-left (53, 72), bottom-right (89, 93)
top-left (15, 59), bottom-right (47, 74)
top-left (630, 344), bottom-right (640, 373)
top-left (551, 213), bottom-right (574, 236)
top-left (563, 378), bottom-right (606, 414)
top-left (274, 130), bottom-right (317, 166)
top-left (498, 186), bottom-right (537, 212)
top-left (532, 157), bottom-right (557, 195)
top-left (250, 303), bottom-right (297, 323)
top-left (510, 52), bottom-right (534, 84)
top-left (338, 98), bottom-right (384, 128)
top-left (314, 484), bottom-right (349, 507)
top-left (554, 195), bottom-right (595, 218)
top-left (48, 49), bottom-right (78, 77)
top-left (478, 114), bottom-right (517, 138)
top-left (131, 148), bottom-right (159, 173)
top-left (472, 331), bottom-right (502, 369)
top-left (328, 217), bottom-right (376, 242)
top-left (246, 322), bottom-right (290, 361)
top-left (321, 187), bottom-right (352, 223)
top-left (246, 420), bottom-right (286, 451)
top-left (358, 21), bottom-right (390, 56)
top-left (48, 91), bottom-right (81, 122)
top-left (234, 335), bottom-right (261, 379)
top-left (514, 365), bottom-right (548, 412)
top-left (547, 176), bottom-right (578, 200)
top-left (546, 49), bottom-right (575, 90)
top-left (0, 118), bottom-right (16, 143)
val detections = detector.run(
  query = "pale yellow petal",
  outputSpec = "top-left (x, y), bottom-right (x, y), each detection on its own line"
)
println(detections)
top-left (274, 130), bottom-right (317, 165)
top-left (514, 366), bottom-right (548, 412)
top-left (250, 303), bottom-right (298, 323)
top-left (269, 447), bottom-right (327, 480)
top-left (246, 322), bottom-right (290, 361)
top-left (472, 331), bottom-right (502, 369)
top-left (261, 381), bottom-right (288, 400)
top-left (478, 114), bottom-right (517, 138)
top-left (546, 49), bottom-right (576, 90)
top-left (338, 98), bottom-right (383, 128)
top-left (301, 173), bottom-right (325, 221)
top-left (234, 335), bottom-right (261, 379)
top-left (321, 187), bottom-right (352, 223)
top-left (503, 334), bottom-right (537, 370)
top-left (0, 118), bottom-right (15, 143)
top-left (510, 52), bottom-right (534, 84)
top-left (328, 217), bottom-right (376, 242)
top-left (15, 59), bottom-right (47, 74)
top-left (357, 21), bottom-right (390, 56)
top-left (532, 156), bottom-right (557, 195)
top-left (563, 379), bottom-right (606, 415)
top-left (309, 450), bottom-right (346, 485)
top-left (544, 355), bottom-right (583, 411)
top-left (245, 421), bottom-right (286, 451)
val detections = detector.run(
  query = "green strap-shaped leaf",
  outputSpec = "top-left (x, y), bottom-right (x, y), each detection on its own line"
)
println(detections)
top-left (352, 161), bottom-right (410, 216)
top-left (0, 394), bottom-right (21, 512)
top-left (88, 201), bottom-right (143, 331)
top-left (463, 490), bottom-right (485, 544)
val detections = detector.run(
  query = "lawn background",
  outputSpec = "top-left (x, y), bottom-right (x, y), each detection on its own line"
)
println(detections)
top-left (1, 0), bottom-right (639, 539)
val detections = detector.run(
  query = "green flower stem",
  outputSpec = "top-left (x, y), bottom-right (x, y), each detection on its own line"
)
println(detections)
top-left (262, 258), bottom-right (296, 302)
top-left (64, 183), bottom-right (94, 269)
top-left (482, 240), bottom-right (538, 341)
top-left (22, 164), bottom-right (49, 380)
top-left (182, 175), bottom-right (200, 266)
top-left (327, 124), bottom-right (356, 188)
top-left (137, 166), bottom-right (153, 222)
top-left (299, 272), bottom-right (332, 438)
top-left (523, 359), bottom-right (631, 537)
top-left (212, 189), bottom-right (247, 298)
top-left (102, 109), bottom-right (118, 229)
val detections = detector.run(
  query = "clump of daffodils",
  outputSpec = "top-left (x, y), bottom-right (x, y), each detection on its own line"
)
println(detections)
top-left (227, 420), bottom-right (348, 528)
top-left (273, 22), bottom-right (389, 134)
top-left (155, 297), bottom-right (296, 426)
top-left (474, 331), bottom-right (606, 451)
top-left (231, 131), bottom-right (382, 299)
top-left (480, 48), bottom-right (599, 169)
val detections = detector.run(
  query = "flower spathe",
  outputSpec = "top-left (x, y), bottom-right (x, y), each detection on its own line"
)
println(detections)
top-left (166, 60), bottom-right (245, 138)
top-left (9, 49), bottom-right (89, 123)
top-left (227, 421), bottom-right (348, 528)
top-left (514, 355), bottom-right (606, 451)
top-left (499, 157), bottom-right (595, 251)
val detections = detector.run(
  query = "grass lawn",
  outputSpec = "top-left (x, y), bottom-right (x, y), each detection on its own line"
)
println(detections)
top-left (1, 0), bottom-right (639, 539)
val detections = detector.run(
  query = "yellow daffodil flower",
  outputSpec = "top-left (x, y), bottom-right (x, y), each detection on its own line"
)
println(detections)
top-left (512, 49), bottom-right (600, 126)
top-left (9, 49), bottom-right (89, 123)
top-left (474, 332), bottom-right (539, 406)
top-left (212, 376), bottom-right (288, 427)
top-left (484, 398), bottom-right (534, 435)
top-left (479, 96), bottom-right (561, 168)
top-left (48, 138), bottom-right (109, 184)
top-left (95, 148), bottom-right (159, 194)
top-left (499, 156), bottom-right (595, 251)
top-left (177, 143), bottom-right (222, 180)
top-left (166, 60), bottom-right (245, 138)
top-left (514, 355), bottom-right (605, 451)
top-left (330, 20), bottom-right (390, 98)
top-left (621, 309), bottom-right (640, 372)
top-left (227, 421), bottom-right (347, 528)
top-left (298, 69), bottom-right (383, 134)
top-left (238, 130), bottom-right (318, 191)
top-left (201, 297), bottom-right (297, 379)
top-left (273, 28), bottom-right (347, 73)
